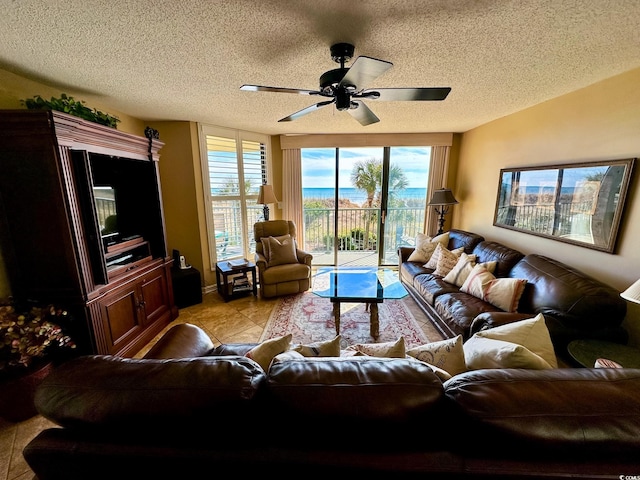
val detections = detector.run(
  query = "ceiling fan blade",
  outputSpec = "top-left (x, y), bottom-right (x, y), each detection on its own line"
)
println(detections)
top-left (278, 99), bottom-right (335, 122)
top-left (363, 87), bottom-right (451, 101)
top-left (240, 84), bottom-right (321, 95)
top-left (339, 56), bottom-right (393, 91)
top-left (348, 101), bottom-right (380, 126)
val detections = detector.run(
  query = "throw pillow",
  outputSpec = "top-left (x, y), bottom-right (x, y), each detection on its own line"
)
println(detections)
top-left (425, 244), bottom-right (464, 270)
top-left (263, 235), bottom-right (298, 267)
top-left (434, 245), bottom-right (467, 277)
top-left (443, 253), bottom-right (477, 286)
top-left (272, 350), bottom-right (306, 363)
top-left (470, 314), bottom-right (557, 368)
top-left (406, 335), bottom-right (467, 377)
top-left (406, 232), bottom-right (449, 263)
top-left (443, 254), bottom-right (497, 287)
top-left (293, 335), bottom-right (342, 357)
top-left (460, 264), bottom-right (527, 312)
top-left (245, 334), bottom-right (293, 371)
top-left (345, 336), bottom-right (406, 358)
top-left (463, 336), bottom-right (554, 370)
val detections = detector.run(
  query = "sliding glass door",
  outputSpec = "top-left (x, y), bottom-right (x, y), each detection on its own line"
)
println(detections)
top-left (301, 146), bottom-right (430, 266)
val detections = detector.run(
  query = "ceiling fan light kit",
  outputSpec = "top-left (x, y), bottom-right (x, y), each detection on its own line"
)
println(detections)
top-left (240, 43), bottom-right (451, 126)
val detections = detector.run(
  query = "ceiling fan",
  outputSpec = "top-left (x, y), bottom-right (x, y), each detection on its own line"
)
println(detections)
top-left (240, 43), bottom-right (451, 126)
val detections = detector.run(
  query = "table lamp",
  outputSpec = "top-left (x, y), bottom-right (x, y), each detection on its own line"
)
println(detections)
top-left (427, 188), bottom-right (459, 235)
top-left (257, 184), bottom-right (278, 221)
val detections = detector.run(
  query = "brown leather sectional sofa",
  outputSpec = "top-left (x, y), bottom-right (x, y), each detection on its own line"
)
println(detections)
top-left (24, 323), bottom-right (640, 479)
top-left (399, 229), bottom-right (628, 359)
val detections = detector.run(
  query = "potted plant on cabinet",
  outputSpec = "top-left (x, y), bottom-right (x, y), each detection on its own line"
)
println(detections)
top-left (0, 302), bottom-right (76, 422)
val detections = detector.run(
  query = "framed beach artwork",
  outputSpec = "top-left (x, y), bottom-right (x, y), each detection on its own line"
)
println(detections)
top-left (493, 158), bottom-right (636, 253)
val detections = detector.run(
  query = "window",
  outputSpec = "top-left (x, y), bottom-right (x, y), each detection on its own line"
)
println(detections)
top-left (199, 125), bottom-right (270, 269)
top-left (301, 146), bottom-right (431, 266)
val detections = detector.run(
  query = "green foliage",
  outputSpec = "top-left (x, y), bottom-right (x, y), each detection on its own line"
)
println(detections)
top-left (21, 93), bottom-right (120, 129)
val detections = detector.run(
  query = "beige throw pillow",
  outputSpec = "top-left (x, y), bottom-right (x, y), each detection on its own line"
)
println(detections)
top-left (262, 235), bottom-right (298, 267)
top-left (293, 335), bottom-right (342, 357)
top-left (245, 334), bottom-right (293, 371)
top-left (443, 254), bottom-right (497, 287)
top-left (469, 314), bottom-right (557, 368)
top-left (434, 245), bottom-right (466, 276)
top-left (406, 335), bottom-right (467, 377)
top-left (464, 336), bottom-right (554, 370)
top-left (345, 337), bottom-right (406, 358)
top-left (460, 264), bottom-right (527, 312)
top-left (425, 244), bottom-right (464, 270)
top-left (406, 232), bottom-right (449, 263)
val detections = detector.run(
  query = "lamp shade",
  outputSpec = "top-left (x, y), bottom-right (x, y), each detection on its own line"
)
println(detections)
top-left (257, 184), bottom-right (278, 205)
top-left (427, 188), bottom-right (459, 206)
top-left (621, 279), bottom-right (640, 304)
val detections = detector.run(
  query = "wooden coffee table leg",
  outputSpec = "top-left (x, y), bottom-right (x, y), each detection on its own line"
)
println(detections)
top-left (332, 301), bottom-right (341, 335)
top-left (370, 303), bottom-right (379, 338)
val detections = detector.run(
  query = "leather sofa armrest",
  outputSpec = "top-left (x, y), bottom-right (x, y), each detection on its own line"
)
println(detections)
top-left (469, 311), bottom-right (534, 337)
top-left (398, 246), bottom-right (414, 263)
top-left (143, 323), bottom-right (214, 359)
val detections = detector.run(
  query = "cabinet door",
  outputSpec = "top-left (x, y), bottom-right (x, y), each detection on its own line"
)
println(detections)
top-left (139, 267), bottom-right (172, 327)
top-left (97, 282), bottom-right (145, 355)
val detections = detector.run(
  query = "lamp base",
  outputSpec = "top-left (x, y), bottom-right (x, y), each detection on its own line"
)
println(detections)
top-left (263, 204), bottom-right (270, 221)
top-left (435, 206), bottom-right (448, 235)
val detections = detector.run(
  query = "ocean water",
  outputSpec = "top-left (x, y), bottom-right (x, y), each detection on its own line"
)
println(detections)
top-left (304, 187), bottom-right (427, 203)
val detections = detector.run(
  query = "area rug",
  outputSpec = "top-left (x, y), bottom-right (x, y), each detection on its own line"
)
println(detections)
top-left (261, 292), bottom-right (429, 348)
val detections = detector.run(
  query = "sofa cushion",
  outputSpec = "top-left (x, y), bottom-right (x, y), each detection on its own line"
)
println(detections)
top-left (267, 357), bottom-right (444, 434)
top-left (447, 229), bottom-right (485, 254)
top-left (509, 254), bottom-right (627, 330)
top-left (35, 355), bottom-right (266, 432)
top-left (443, 368), bottom-right (640, 456)
top-left (413, 274), bottom-right (459, 305)
top-left (407, 232), bottom-right (449, 263)
top-left (460, 264), bottom-right (527, 312)
top-left (471, 241), bottom-right (524, 278)
top-left (434, 292), bottom-right (503, 339)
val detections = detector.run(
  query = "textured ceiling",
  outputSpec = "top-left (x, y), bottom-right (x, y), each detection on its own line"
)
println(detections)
top-left (1, 0), bottom-right (640, 135)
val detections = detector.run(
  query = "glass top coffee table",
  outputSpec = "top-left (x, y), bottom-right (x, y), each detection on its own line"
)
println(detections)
top-left (312, 267), bottom-right (407, 338)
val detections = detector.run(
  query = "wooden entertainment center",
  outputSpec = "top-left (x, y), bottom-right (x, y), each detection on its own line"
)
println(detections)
top-left (0, 110), bottom-right (178, 357)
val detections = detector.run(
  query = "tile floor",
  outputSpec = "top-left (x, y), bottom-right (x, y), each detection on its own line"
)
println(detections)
top-left (0, 289), bottom-right (440, 480)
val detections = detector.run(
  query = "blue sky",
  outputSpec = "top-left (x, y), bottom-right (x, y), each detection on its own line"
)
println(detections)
top-left (301, 146), bottom-right (431, 188)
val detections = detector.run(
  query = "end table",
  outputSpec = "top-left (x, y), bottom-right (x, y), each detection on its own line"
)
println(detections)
top-left (567, 339), bottom-right (640, 368)
top-left (216, 260), bottom-right (257, 302)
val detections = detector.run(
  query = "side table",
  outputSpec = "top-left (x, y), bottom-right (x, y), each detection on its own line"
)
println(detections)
top-left (567, 339), bottom-right (640, 368)
top-left (216, 261), bottom-right (257, 302)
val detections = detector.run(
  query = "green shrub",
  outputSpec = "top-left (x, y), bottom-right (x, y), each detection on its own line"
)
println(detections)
top-left (21, 93), bottom-right (120, 129)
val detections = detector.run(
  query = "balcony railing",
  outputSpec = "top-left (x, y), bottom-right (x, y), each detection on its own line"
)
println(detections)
top-left (303, 206), bottom-right (423, 265)
top-left (211, 204), bottom-right (424, 266)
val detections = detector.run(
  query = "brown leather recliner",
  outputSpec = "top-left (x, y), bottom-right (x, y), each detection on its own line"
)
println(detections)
top-left (253, 220), bottom-right (312, 298)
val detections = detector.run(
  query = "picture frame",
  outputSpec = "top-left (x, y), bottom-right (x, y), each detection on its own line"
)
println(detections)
top-left (493, 158), bottom-right (636, 253)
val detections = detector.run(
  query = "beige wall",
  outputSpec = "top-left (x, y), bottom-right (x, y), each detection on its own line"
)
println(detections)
top-left (454, 67), bottom-right (640, 346)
